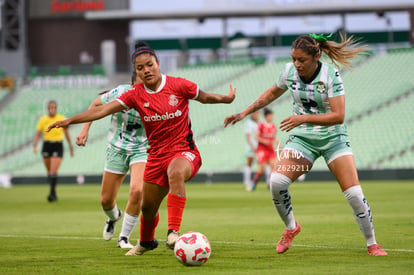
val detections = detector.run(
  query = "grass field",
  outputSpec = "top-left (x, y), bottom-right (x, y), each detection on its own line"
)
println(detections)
top-left (0, 181), bottom-right (413, 274)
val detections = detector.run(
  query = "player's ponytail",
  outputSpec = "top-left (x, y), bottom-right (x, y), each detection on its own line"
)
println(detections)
top-left (131, 41), bottom-right (158, 64)
top-left (135, 41), bottom-right (149, 49)
top-left (292, 33), bottom-right (368, 70)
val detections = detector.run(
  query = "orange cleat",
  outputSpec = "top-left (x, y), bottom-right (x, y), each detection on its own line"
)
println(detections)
top-left (367, 244), bottom-right (387, 256)
top-left (276, 222), bottom-right (301, 254)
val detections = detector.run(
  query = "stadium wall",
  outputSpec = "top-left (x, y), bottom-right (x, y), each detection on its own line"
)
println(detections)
top-left (27, 18), bottom-right (129, 70)
top-left (27, 0), bottom-right (130, 72)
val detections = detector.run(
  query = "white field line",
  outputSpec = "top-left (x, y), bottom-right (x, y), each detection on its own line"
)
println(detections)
top-left (0, 234), bottom-right (413, 253)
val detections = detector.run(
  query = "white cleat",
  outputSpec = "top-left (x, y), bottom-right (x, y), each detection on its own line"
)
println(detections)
top-left (166, 230), bottom-right (180, 250)
top-left (117, 237), bottom-right (134, 249)
top-left (103, 210), bottom-right (122, 241)
top-left (125, 240), bottom-right (158, 256)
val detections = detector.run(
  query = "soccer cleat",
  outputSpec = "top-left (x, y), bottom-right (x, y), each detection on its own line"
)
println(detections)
top-left (103, 210), bottom-right (122, 241)
top-left (125, 239), bottom-right (158, 256)
top-left (276, 222), bottom-right (301, 254)
top-left (47, 194), bottom-right (57, 202)
top-left (166, 229), bottom-right (180, 250)
top-left (367, 244), bottom-right (387, 256)
top-left (251, 183), bottom-right (257, 191)
top-left (245, 185), bottom-right (253, 192)
top-left (117, 236), bottom-right (134, 249)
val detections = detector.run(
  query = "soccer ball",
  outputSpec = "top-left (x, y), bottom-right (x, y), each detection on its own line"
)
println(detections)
top-left (174, 231), bottom-right (211, 266)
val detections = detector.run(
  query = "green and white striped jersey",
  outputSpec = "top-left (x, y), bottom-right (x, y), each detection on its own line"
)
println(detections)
top-left (101, 84), bottom-right (148, 154)
top-left (277, 61), bottom-right (348, 136)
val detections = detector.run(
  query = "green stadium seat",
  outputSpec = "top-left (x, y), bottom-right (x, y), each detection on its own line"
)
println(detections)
top-left (92, 65), bottom-right (106, 76)
top-left (57, 66), bottom-right (71, 76)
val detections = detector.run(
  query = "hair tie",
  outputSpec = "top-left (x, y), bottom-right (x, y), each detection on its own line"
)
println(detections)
top-left (309, 33), bottom-right (333, 42)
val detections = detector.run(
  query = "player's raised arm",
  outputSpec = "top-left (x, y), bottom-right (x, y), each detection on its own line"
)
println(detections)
top-left (195, 84), bottom-right (236, 104)
top-left (47, 100), bottom-right (125, 132)
top-left (76, 97), bottom-right (103, 146)
top-left (224, 85), bottom-right (286, 127)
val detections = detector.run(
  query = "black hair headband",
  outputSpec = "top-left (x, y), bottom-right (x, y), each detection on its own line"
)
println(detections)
top-left (131, 49), bottom-right (158, 64)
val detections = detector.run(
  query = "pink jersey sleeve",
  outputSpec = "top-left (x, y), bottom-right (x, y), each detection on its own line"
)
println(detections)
top-left (116, 88), bottom-right (137, 110)
top-left (176, 77), bottom-right (199, 100)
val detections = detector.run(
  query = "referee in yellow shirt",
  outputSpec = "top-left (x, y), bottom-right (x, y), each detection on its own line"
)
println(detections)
top-left (33, 100), bottom-right (74, 202)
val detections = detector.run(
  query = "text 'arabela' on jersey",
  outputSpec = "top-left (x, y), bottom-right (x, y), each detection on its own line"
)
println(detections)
top-left (143, 110), bottom-right (182, 122)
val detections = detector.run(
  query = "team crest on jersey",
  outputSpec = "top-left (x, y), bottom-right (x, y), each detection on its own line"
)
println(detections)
top-left (169, 94), bottom-right (179, 106)
top-left (316, 82), bottom-right (326, 93)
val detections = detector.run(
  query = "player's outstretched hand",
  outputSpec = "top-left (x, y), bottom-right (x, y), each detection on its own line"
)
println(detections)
top-left (279, 115), bottom-right (305, 132)
top-left (223, 112), bottom-right (245, 128)
top-left (225, 84), bottom-right (236, 103)
top-left (47, 120), bottom-right (70, 132)
top-left (76, 129), bottom-right (89, 146)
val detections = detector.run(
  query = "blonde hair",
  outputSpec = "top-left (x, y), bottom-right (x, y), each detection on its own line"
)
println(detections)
top-left (292, 33), bottom-right (369, 70)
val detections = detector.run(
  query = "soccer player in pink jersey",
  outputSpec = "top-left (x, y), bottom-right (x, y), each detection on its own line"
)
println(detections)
top-left (47, 42), bottom-right (236, 256)
top-left (252, 108), bottom-right (279, 190)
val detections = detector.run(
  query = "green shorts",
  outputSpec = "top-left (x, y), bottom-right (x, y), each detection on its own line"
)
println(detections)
top-left (104, 147), bottom-right (148, 174)
top-left (283, 133), bottom-right (353, 165)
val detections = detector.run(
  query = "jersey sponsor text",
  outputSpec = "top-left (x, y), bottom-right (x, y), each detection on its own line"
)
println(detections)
top-left (143, 110), bottom-right (182, 122)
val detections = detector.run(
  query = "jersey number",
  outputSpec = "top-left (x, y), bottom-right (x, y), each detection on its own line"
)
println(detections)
top-left (301, 98), bottom-right (318, 111)
top-left (126, 123), bottom-right (141, 132)
top-left (119, 123), bottom-right (141, 139)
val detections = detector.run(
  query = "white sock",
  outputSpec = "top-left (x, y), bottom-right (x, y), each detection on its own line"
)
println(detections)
top-left (343, 185), bottom-right (377, 246)
top-left (119, 213), bottom-right (139, 239)
top-left (243, 166), bottom-right (252, 188)
top-left (269, 173), bottom-right (296, 230)
top-left (265, 165), bottom-right (272, 183)
top-left (103, 204), bottom-right (120, 221)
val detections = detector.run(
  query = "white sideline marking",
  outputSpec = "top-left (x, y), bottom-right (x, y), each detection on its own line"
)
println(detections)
top-left (0, 234), bottom-right (102, 240)
top-left (0, 234), bottom-right (413, 253)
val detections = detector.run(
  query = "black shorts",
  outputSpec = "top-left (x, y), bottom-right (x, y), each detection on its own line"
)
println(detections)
top-left (42, 141), bottom-right (63, 158)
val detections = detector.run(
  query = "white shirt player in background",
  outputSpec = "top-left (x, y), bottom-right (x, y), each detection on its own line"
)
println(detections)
top-left (243, 111), bottom-right (259, 191)
top-left (76, 71), bottom-right (149, 249)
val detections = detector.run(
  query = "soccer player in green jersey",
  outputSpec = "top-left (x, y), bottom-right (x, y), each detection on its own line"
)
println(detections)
top-left (224, 33), bottom-right (387, 256)
top-left (76, 71), bottom-right (148, 249)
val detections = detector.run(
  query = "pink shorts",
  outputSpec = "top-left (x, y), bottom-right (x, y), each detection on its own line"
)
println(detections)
top-left (143, 150), bottom-right (202, 188)
top-left (256, 148), bottom-right (276, 164)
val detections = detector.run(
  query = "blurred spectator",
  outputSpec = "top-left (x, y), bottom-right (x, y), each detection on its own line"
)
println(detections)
top-left (0, 70), bottom-right (15, 93)
top-left (79, 51), bottom-right (94, 64)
